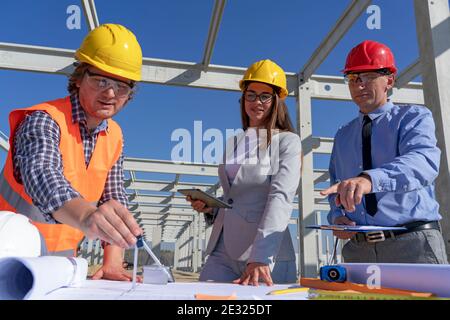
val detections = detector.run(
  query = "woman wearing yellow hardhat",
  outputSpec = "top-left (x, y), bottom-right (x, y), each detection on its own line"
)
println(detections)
top-left (187, 59), bottom-right (301, 285)
top-left (0, 24), bottom-right (143, 282)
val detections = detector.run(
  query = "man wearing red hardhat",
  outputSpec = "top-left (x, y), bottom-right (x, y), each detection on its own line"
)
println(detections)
top-left (0, 24), bottom-right (143, 281)
top-left (321, 40), bottom-right (447, 264)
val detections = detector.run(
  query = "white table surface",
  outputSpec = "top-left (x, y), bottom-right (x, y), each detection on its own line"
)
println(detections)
top-left (43, 280), bottom-right (309, 300)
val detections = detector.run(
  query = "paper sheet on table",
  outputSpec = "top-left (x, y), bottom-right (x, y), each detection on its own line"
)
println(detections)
top-left (42, 280), bottom-right (308, 300)
top-left (0, 256), bottom-right (88, 300)
top-left (340, 263), bottom-right (450, 298)
top-left (307, 224), bottom-right (407, 232)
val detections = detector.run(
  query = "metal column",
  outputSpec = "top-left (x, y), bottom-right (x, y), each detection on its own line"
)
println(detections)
top-left (151, 226), bottom-right (162, 260)
top-left (414, 0), bottom-right (450, 259)
top-left (188, 222), bottom-right (194, 271)
top-left (174, 238), bottom-right (180, 270)
top-left (197, 214), bottom-right (205, 270)
top-left (179, 229), bottom-right (187, 270)
top-left (297, 80), bottom-right (320, 277)
top-left (191, 214), bottom-right (200, 272)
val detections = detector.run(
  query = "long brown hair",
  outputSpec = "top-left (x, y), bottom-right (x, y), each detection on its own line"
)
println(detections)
top-left (240, 81), bottom-right (295, 146)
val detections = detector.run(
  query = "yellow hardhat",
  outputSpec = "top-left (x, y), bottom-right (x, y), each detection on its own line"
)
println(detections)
top-left (75, 24), bottom-right (143, 81)
top-left (239, 59), bottom-right (288, 99)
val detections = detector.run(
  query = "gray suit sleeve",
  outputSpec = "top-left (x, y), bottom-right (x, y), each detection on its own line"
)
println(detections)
top-left (248, 133), bottom-right (302, 265)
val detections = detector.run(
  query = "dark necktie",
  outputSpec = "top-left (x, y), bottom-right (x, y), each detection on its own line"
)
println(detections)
top-left (362, 115), bottom-right (378, 216)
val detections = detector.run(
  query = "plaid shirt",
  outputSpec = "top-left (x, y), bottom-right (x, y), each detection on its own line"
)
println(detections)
top-left (13, 94), bottom-right (128, 222)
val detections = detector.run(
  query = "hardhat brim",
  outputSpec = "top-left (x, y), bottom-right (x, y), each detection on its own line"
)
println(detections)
top-left (342, 64), bottom-right (397, 74)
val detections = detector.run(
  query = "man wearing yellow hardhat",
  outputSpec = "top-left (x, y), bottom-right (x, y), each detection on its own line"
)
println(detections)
top-left (0, 24), bottom-right (143, 281)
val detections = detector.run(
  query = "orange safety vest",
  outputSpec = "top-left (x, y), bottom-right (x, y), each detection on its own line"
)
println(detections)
top-left (0, 96), bottom-right (123, 256)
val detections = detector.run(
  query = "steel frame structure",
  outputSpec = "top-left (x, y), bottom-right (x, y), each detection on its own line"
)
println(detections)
top-left (0, 0), bottom-right (449, 276)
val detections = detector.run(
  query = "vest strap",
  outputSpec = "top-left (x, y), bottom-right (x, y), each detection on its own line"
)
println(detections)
top-left (0, 170), bottom-right (48, 223)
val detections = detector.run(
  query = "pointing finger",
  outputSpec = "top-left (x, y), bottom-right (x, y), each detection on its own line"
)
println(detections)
top-left (320, 183), bottom-right (339, 196)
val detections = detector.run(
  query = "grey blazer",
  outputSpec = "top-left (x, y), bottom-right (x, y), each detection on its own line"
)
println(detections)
top-left (205, 131), bottom-right (301, 265)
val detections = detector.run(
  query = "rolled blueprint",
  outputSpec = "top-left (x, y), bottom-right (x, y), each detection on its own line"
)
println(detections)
top-left (340, 263), bottom-right (450, 297)
top-left (0, 256), bottom-right (88, 300)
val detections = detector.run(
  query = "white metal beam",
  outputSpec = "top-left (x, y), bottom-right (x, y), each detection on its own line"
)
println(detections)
top-left (131, 204), bottom-right (194, 215)
top-left (0, 42), bottom-right (425, 104)
top-left (310, 75), bottom-right (424, 105)
top-left (0, 131), bottom-right (9, 152)
top-left (202, 0), bottom-right (226, 67)
top-left (142, 220), bottom-right (188, 227)
top-left (395, 59), bottom-right (422, 89)
top-left (298, 0), bottom-right (372, 83)
top-left (0, 42), bottom-right (298, 95)
top-left (124, 157), bottom-right (219, 176)
top-left (81, 0), bottom-right (99, 31)
top-left (140, 57), bottom-right (299, 93)
top-left (0, 42), bottom-right (75, 74)
top-left (314, 169), bottom-right (330, 185)
top-left (128, 194), bottom-right (189, 206)
top-left (310, 136), bottom-right (334, 154)
top-left (125, 179), bottom-right (219, 193)
top-left (142, 215), bottom-right (194, 226)
top-left (139, 214), bottom-right (193, 222)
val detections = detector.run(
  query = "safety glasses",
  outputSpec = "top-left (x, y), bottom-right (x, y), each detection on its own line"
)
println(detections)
top-left (243, 91), bottom-right (274, 104)
top-left (85, 70), bottom-right (133, 97)
top-left (344, 71), bottom-right (390, 85)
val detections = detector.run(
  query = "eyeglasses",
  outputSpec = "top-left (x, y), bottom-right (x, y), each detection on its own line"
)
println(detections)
top-left (243, 91), bottom-right (274, 104)
top-left (85, 70), bottom-right (133, 97)
top-left (344, 72), bottom-right (390, 85)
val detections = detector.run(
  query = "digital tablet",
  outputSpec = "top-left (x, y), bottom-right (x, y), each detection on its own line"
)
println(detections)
top-left (178, 188), bottom-right (232, 209)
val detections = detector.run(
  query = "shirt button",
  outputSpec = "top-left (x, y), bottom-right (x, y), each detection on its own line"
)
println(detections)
top-left (359, 165), bottom-right (362, 169)
top-left (228, 198), bottom-right (234, 204)
top-left (378, 186), bottom-right (383, 191)
top-left (403, 185), bottom-right (408, 191)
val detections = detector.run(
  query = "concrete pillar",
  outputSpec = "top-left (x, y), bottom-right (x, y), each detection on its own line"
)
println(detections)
top-left (414, 0), bottom-right (450, 260)
top-left (93, 239), bottom-right (102, 265)
top-left (87, 239), bottom-right (94, 265)
top-left (189, 221), bottom-right (195, 272)
top-left (182, 229), bottom-right (187, 269)
top-left (174, 238), bottom-right (180, 270)
top-left (204, 225), bottom-right (213, 254)
top-left (198, 216), bottom-right (207, 267)
top-left (151, 226), bottom-right (162, 260)
top-left (196, 215), bottom-right (204, 270)
top-left (296, 80), bottom-right (319, 277)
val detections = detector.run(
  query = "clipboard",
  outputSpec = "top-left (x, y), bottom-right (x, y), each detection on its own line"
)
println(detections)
top-left (178, 188), bottom-right (232, 209)
top-left (306, 224), bottom-right (407, 233)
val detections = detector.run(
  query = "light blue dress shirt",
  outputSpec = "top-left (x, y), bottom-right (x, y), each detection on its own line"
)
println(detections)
top-left (327, 101), bottom-right (442, 226)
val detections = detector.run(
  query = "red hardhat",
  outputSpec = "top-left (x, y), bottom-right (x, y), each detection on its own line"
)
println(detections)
top-left (342, 40), bottom-right (397, 74)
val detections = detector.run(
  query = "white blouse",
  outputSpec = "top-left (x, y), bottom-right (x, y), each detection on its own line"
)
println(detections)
top-left (225, 128), bottom-right (260, 184)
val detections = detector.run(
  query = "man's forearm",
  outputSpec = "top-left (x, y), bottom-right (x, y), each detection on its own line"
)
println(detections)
top-left (52, 197), bottom-right (97, 230)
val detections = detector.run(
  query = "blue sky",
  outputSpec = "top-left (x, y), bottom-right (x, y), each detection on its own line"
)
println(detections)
top-left (0, 0), bottom-right (422, 168)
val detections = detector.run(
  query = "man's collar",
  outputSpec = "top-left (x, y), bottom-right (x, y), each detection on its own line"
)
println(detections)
top-left (358, 101), bottom-right (394, 123)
